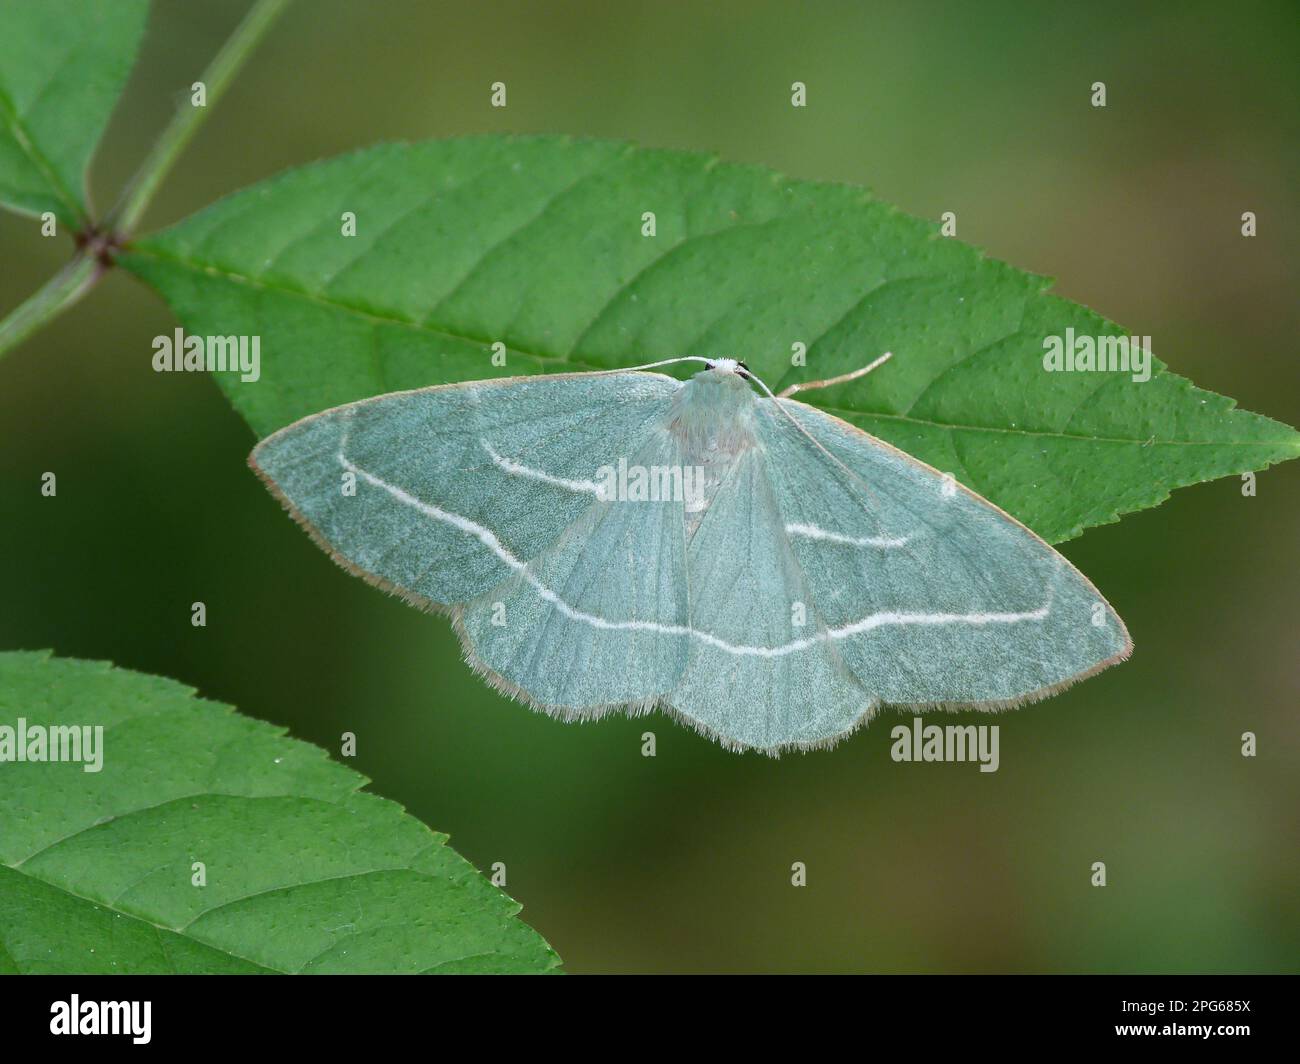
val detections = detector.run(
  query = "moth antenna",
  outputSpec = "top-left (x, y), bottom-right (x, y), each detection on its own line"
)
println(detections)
top-left (744, 367), bottom-right (880, 509)
top-left (777, 351), bottom-right (893, 398)
top-left (577, 355), bottom-right (715, 377)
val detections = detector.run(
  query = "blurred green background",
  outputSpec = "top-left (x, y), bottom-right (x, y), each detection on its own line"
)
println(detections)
top-left (2, 0), bottom-right (1297, 972)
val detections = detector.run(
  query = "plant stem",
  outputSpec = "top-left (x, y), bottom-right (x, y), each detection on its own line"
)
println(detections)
top-left (0, 0), bottom-right (290, 362)
top-left (0, 254), bottom-right (101, 359)
top-left (109, 0), bottom-right (292, 237)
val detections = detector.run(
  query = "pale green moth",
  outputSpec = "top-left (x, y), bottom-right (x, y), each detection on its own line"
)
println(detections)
top-left (249, 355), bottom-right (1131, 754)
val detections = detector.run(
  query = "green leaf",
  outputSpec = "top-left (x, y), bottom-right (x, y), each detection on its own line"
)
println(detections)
top-left (0, 0), bottom-right (149, 225)
top-left (120, 136), bottom-right (1300, 543)
top-left (0, 650), bottom-right (561, 974)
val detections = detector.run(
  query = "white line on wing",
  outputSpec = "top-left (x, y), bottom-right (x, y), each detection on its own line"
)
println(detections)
top-left (340, 450), bottom-right (1049, 658)
top-left (481, 439), bottom-right (603, 496)
top-left (785, 522), bottom-right (910, 549)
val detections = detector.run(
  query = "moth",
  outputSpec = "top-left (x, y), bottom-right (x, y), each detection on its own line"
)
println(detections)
top-left (250, 355), bottom-right (1130, 753)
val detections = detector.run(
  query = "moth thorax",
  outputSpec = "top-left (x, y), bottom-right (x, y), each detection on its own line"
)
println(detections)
top-left (671, 369), bottom-right (756, 448)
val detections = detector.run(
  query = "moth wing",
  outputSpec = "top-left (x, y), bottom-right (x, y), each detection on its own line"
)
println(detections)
top-left (460, 423), bottom-right (692, 709)
top-left (666, 446), bottom-right (874, 751)
top-left (249, 371), bottom-right (682, 616)
top-left (751, 397), bottom-right (1131, 711)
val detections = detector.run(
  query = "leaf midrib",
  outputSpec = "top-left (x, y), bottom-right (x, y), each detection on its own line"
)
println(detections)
top-left (833, 406), bottom-right (1300, 449)
top-left (124, 243), bottom-right (587, 370)
top-left (0, 862), bottom-right (276, 974)
top-left (0, 38), bottom-right (88, 222)
top-left (126, 244), bottom-right (1300, 452)
top-left (2, 829), bottom-right (495, 974)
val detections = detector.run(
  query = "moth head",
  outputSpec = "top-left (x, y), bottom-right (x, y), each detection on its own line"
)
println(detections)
top-left (705, 358), bottom-right (753, 382)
